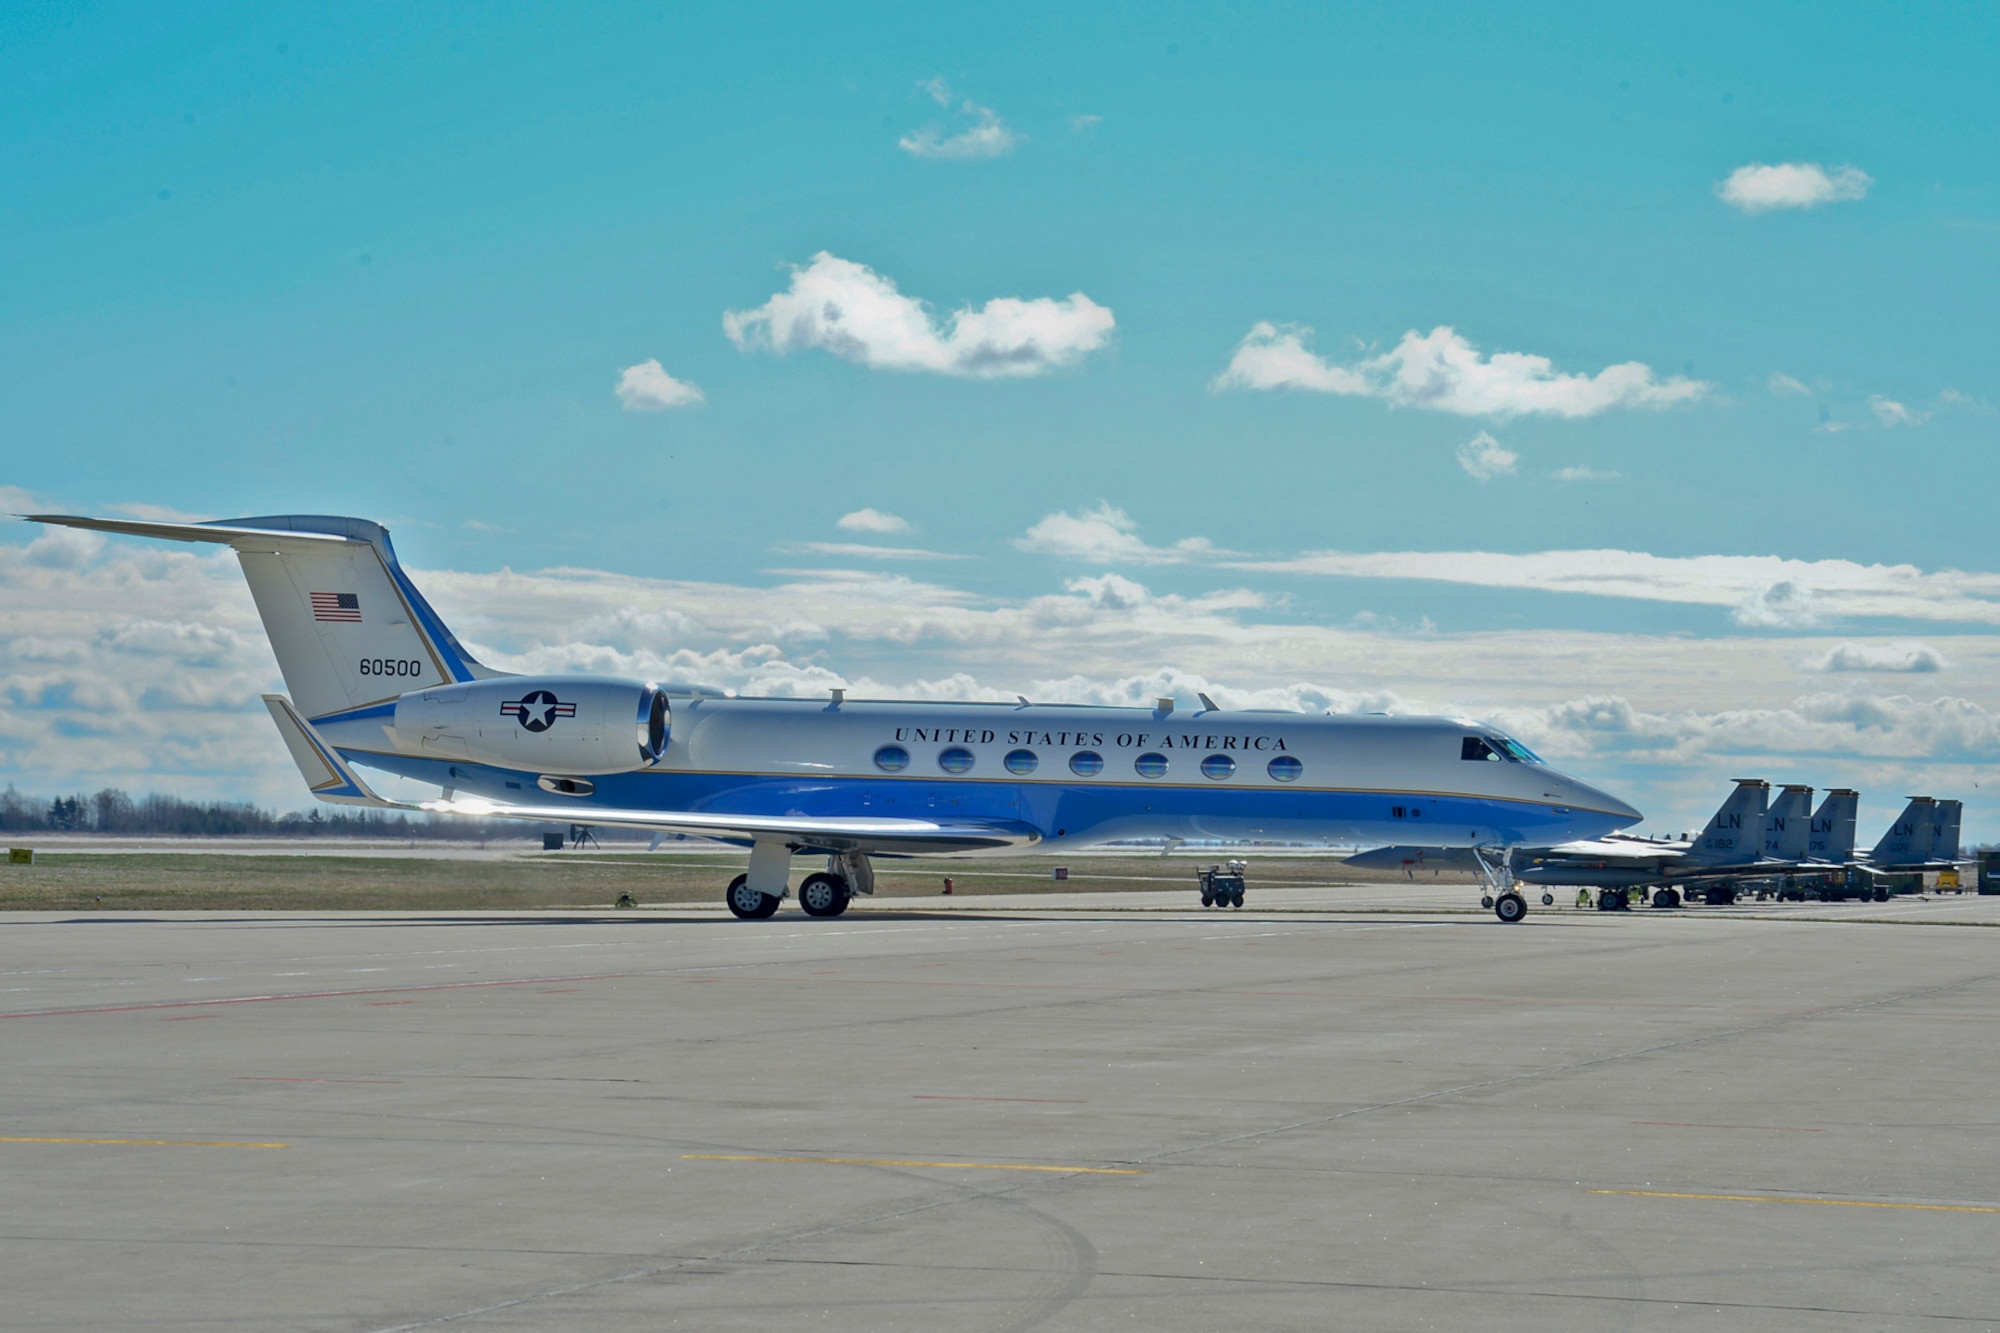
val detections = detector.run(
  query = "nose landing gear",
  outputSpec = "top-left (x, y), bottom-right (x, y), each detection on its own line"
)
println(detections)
top-left (1472, 847), bottom-right (1527, 924)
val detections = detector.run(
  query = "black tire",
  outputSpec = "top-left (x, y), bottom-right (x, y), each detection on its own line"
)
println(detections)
top-left (1200, 891), bottom-right (1213, 907)
top-left (1480, 895), bottom-right (1495, 909)
top-left (1664, 888), bottom-right (1681, 909)
top-left (1230, 891), bottom-right (1244, 908)
top-left (1540, 892), bottom-right (1554, 906)
top-left (725, 873), bottom-right (780, 920)
top-left (798, 872), bottom-right (850, 918)
top-left (1494, 892), bottom-right (1526, 923)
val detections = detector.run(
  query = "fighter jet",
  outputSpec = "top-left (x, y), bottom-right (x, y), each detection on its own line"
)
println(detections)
top-left (1347, 779), bottom-right (1785, 909)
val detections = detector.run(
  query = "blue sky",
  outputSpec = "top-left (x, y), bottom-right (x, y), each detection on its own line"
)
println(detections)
top-left (3, 2), bottom-right (1997, 836)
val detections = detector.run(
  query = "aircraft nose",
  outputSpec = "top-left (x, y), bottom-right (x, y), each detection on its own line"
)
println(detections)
top-left (1569, 777), bottom-right (1642, 826)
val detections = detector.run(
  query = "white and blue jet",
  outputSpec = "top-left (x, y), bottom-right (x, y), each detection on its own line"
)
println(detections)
top-left (29, 511), bottom-right (1642, 922)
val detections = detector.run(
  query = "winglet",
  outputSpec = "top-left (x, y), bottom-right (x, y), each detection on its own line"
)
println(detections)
top-left (262, 694), bottom-right (395, 807)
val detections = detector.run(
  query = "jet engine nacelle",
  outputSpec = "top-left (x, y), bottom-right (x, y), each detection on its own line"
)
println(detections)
top-left (392, 677), bottom-right (669, 775)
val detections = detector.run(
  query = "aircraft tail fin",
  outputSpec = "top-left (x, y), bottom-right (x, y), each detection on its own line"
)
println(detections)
top-left (1688, 779), bottom-right (1769, 864)
top-left (1763, 784), bottom-right (1814, 860)
top-left (1807, 789), bottom-right (1859, 861)
top-left (28, 513), bottom-right (496, 720)
top-left (1869, 797), bottom-right (1937, 866)
top-left (1932, 799), bottom-right (1963, 862)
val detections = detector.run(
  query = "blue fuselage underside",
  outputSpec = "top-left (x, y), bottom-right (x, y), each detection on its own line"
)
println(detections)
top-left (348, 750), bottom-right (1629, 851)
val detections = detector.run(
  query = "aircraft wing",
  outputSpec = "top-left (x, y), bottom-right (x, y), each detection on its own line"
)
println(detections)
top-left (264, 695), bottom-right (1037, 854)
top-left (1536, 838), bottom-right (1688, 862)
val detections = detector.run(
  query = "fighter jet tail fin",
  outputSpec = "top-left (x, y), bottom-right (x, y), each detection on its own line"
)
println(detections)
top-left (1807, 789), bottom-right (1859, 861)
top-left (1688, 779), bottom-right (1770, 865)
top-left (1932, 799), bottom-right (1963, 863)
top-left (1869, 797), bottom-right (1937, 866)
top-left (1763, 784), bottom-right (1814, 861)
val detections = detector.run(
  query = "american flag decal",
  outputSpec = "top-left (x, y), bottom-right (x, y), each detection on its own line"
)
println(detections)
top-left (310, 592), bottom-right (362, 623)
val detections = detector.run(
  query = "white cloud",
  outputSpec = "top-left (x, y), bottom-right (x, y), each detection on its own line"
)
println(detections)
top-left (1802, 641), bottom-right (1949, 674)
top-left (779, 542), bottom-right (971, 561)
top-left (1767, 372), bottom-right (1812, 396)
top-left (724, 252), bottom-right (1114, 380)
top-left (1229, 548), bottom-right (2000, 627)
top-left (1069, 114), bottom-right (1102, 132)
top-left (1456, 431), bottom-right (1517, 481)
top-left (1213, 322), bottom-right (1709, 418)
top-left (898, 78), bottom-right (1021, 159)
top-left (1015, 504), bottom-right (1225, 565)
top-left (1717, 162), bottom-right (1872, 214)
top-left (615, 359), bottom-right (704, 411)
top-left (837, 508), bottom-right (911, 534)
top-left (1552, 466), bottom-right (1619, 482)
top-left (1868, 394), bottom-right (1928, 427)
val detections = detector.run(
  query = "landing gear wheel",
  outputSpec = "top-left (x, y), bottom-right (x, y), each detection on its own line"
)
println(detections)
top-left (1652, 888), bottom-right (1680, 909)
top-left (1494, 891), bottom-right (1526, 923)
top-left (798, 872), bottom-right (850, 918)
top-left (1540, 892), bottom-right (1555, 906)
top-left (725, 873), bottom-right (780, 920)
top-left (1480, 895), bottom-right (1495, 909)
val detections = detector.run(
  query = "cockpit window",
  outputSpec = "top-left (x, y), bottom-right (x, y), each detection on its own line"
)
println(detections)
top-left (1463, 734), bottom-right (1543, 764)
top-left (1461, 736), bottom-right (1503, 762)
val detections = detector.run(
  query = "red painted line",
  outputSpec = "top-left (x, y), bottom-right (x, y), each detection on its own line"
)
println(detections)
top-left (916, 1088), bottom-right (1088, 1096)
top-left (161, 1014), bottom-right (221, 1021)
top-left (368, 1000), bottom-right (416, 1006)
top-left (0, 970), bottom-right (636, 1021)
top-left (1631, 1121), bottom-right (1826, 1133)
top-left (539, 988), bottom-right (581, 994)
top-left (236, 1077), bottom-right (400, 1084)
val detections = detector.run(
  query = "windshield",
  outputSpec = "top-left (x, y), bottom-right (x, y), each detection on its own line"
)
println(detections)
top-left (1462, 734), bottom-right (1544, 764)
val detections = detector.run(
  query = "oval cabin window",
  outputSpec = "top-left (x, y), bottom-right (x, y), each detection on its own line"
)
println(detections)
top-left (1004, 749), bottom-right (1038, 775)
top-left (1199, 753), bottom-right (1236, 780)
top-left (938, 747), bottom-right (975, 774)
top-left (873, 745), bottom-right (910, 773)
top-left (1069, 750), bottom-right (1104, 777)
top-left (1267, 754), bottom-right (1303, 782)
top-left (1134, 752), bottom-right (1169, 779)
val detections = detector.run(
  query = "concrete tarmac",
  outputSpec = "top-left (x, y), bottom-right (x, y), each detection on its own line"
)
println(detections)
top-left (4, 894), bottom-right (1998, 1330)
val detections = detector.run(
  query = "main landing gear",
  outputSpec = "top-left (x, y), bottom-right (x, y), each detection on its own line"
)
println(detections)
top-left (723, 844), bottom-right (876, 920)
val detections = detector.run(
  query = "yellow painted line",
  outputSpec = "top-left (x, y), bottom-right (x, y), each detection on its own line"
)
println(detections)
top-left (0, 1135), bottom-right (288, 1149)
top-left (682, 1153), bottom-right (1144, 1175)
top-left (1590, 1189), bottom-right (2000, 1213)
